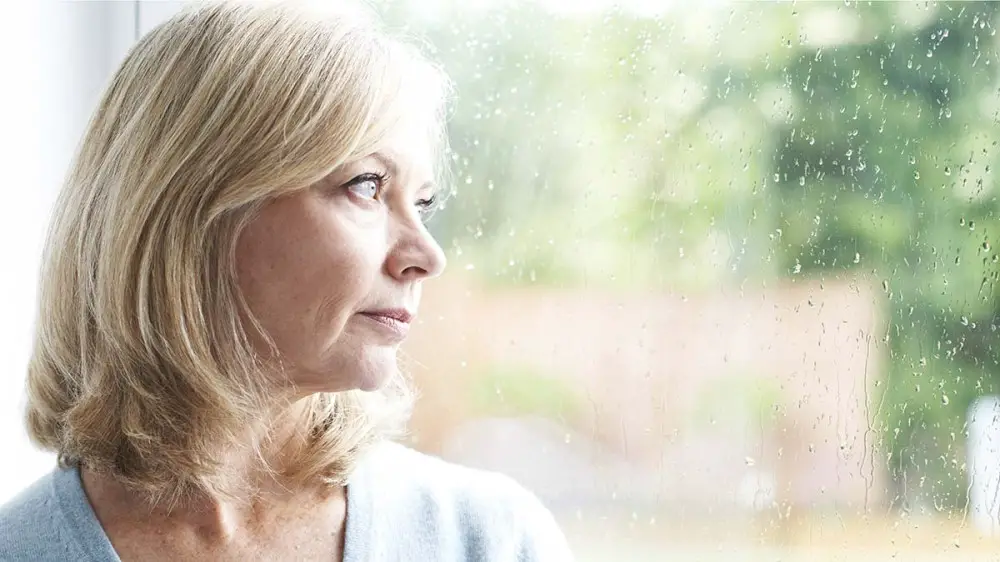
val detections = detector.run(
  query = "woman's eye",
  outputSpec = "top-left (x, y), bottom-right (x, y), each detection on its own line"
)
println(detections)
top-left (344, 173), bottom-right (387, 201)
top-left (416, 194), bottom-right (438, 215)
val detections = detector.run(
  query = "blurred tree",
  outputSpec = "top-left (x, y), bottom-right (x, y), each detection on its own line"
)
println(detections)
top-left (758, 2), bottom-right (1000, 510)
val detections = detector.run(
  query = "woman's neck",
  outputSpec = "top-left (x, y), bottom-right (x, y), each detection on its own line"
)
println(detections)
top-left (78, 398), bottom-right (344, 541)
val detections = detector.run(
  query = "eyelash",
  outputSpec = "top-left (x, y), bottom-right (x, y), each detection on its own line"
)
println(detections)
top-left (416, 194), bottom-right (438, 214)
top-left (343, 171), bottom-right (440, 216)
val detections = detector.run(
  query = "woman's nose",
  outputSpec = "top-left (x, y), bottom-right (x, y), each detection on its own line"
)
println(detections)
top-left (386, 219), bottom-right (447, 282)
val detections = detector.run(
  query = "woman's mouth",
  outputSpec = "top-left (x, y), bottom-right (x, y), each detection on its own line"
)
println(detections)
top-left (358, 309), bottom-right (413, 340)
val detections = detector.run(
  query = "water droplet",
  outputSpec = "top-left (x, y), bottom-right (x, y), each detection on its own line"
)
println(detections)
top-left (942, 395), bottom-right (950, 406)
top-left (745, 456), bottom-right (756, 467)
top-left (882, 280), bottom-right (889, 292)
top-left (944, 166), bottom-right (952, 176)
top-left (854, 252), bottom-right (861, 264)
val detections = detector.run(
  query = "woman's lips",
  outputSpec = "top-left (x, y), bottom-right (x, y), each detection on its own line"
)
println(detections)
top-left (358, 310), bottom-right (411, 339)
top-left (361, 308), bottom-right (413, 324)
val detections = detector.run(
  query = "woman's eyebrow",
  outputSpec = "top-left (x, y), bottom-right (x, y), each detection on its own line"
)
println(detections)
top-left (370, 151), bottom-right (399, 177)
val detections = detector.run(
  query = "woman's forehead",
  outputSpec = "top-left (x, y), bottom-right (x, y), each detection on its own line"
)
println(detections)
top-left (362, 125), bottom-right (436, 175)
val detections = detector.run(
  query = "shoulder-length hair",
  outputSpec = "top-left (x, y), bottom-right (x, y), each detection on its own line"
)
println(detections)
top-left (25, 0), bottom-right (452, 504)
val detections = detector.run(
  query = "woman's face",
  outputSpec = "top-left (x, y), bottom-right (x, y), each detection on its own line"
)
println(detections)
top-left (235, 128), bottom-right (446, 394)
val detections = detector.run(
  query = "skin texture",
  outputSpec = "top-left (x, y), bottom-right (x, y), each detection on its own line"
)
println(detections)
top-left (81, 128), bottom-right (447, 561)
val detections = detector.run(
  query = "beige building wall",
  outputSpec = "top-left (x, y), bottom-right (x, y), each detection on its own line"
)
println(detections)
top-left (403, 272), bottom-right (886, 512)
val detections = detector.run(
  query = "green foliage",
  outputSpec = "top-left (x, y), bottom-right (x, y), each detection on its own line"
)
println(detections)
top-left (691, 375), bottom-right (784, 432)
top-left (469, 364), bottom-right (582, 422)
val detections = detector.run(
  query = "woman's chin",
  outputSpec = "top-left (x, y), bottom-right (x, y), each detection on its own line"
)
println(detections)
top-left (290, 344), bottom-right (401, 394)
top-left (327, 347), bottom-right (397, 393)
top-left (354, 351), bottom-right (398, 392)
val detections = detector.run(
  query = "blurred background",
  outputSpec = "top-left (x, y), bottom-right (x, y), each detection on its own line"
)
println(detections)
top-left (3, 1), bottom-right (1000, 560)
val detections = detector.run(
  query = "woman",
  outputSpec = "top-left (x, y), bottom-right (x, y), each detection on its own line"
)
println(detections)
top-left (0, 1), bottom-right (572, 560)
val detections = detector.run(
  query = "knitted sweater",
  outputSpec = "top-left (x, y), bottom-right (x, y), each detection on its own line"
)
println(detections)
top-left (0, 442), bottom-right (574, 561)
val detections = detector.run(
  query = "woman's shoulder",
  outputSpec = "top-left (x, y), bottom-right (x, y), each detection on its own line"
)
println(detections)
top-left (351, 441), bottom-right (574, 561)
top-left (0, 468), bottom-right (98, 561)
top-left (0, 472), bottom-right (56, 558)
top-left (359, 440), bottom-right (529, 495)
top-left (358, 441), bottom-right (546, 509)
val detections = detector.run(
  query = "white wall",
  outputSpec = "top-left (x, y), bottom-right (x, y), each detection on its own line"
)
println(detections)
top-left (0, 0), bottom-right (184, 504)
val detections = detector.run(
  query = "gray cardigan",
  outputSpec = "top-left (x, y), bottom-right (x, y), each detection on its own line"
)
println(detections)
top-left (0, 442), bottom-right (574, 561)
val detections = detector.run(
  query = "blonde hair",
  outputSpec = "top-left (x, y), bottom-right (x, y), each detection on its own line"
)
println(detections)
top-left (25, 0), bottom-right (452, 504)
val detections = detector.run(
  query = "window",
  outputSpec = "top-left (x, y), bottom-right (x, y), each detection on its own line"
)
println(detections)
top-left (5, 1), bottom-right (999, 559)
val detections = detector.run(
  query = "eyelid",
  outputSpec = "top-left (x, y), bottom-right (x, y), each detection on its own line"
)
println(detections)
top-left (343, 170), bottom-right (389, 186)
